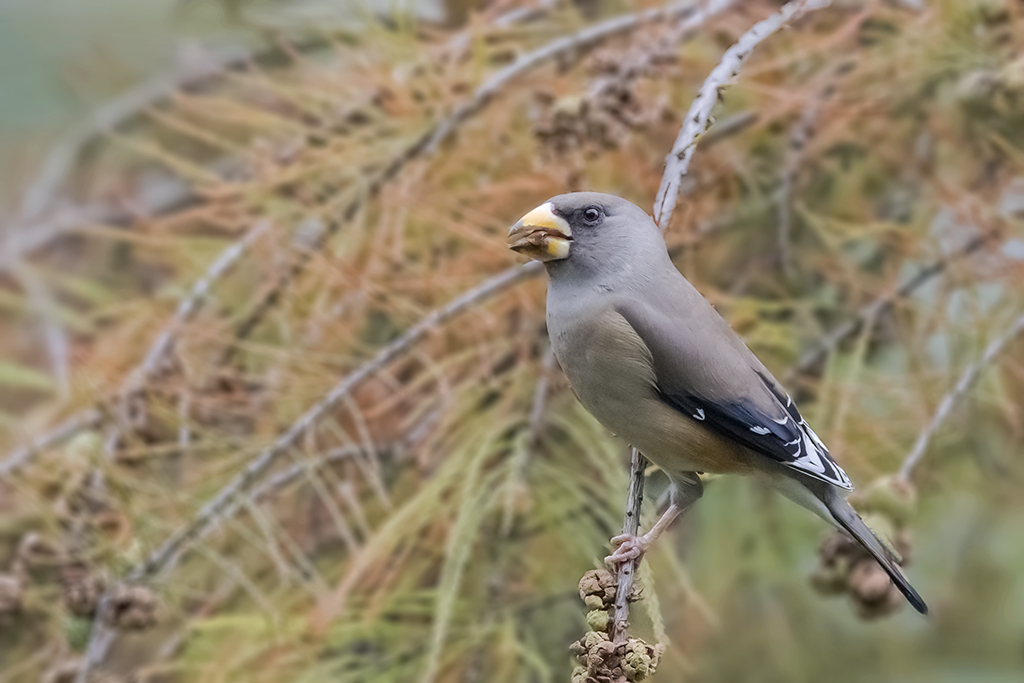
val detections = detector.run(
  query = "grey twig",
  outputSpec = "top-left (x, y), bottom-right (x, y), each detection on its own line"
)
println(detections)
top-left (898, 309), bottom-right (1024, 482)
top-left (654, 0), bottom-right (834, 229)
top-left (72, 592), bottom-right (116, 683)
top-left (612, 447), bottom-right (648, 644)
top-left (784, 230), bottom-right (997, 382)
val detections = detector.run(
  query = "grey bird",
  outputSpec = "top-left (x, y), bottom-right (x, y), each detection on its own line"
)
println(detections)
top-left (507, 191), bottom-right (927, 615)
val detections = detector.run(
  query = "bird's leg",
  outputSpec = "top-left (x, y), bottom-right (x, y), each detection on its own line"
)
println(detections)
top-left (605, 503), bottom-right (681, 565)
top-left (604, 473), bottom-right (703, 566)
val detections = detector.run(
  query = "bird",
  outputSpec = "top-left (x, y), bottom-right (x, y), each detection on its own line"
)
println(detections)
top-left (506, 191), bottom-right (927, 615)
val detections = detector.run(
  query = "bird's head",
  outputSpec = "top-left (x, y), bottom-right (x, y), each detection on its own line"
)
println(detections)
top-left (507, 192), bottom-right (666, 278)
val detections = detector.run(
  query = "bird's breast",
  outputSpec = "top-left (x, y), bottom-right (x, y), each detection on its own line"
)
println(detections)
top-left (546, 300), bottom-right (750, 476)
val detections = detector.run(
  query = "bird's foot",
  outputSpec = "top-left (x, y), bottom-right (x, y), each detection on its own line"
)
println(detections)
top-left (603, 503), bottom-right (683, 567)
top-left (604, 532), bottom-right (653, 566)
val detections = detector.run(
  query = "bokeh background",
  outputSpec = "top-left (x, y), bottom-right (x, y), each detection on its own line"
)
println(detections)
top-left (2, 1), bottom-right (1024, 681)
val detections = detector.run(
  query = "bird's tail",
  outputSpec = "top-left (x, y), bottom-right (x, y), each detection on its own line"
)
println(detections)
top-left (821, 486), bottom-right (928, 615)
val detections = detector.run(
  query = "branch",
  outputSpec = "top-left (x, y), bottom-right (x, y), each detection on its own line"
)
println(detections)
top-left (72, 592), bottom-right (117, 683)
top-left (784, 230), bottom-right (997, 382)
top-left (654, 0), bottom-right (834, 229)
top-left (611, 448), bottom-right (648, 644)
top-left (898, 308), bottom-right (1024, 483)
top-left (606, 0), bottom-right (835, 654)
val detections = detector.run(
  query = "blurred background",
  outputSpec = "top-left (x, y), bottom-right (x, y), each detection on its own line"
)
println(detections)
top-left (1, 0), bottom-right (1023, 681)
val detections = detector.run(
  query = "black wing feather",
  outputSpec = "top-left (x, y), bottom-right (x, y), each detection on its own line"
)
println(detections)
top-left (659, 372), bottom-right (852, 490)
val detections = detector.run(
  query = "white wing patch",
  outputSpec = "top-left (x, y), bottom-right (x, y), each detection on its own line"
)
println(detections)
top-left (693, 408), bottom-right (705, 421)
top-left (780, 393), bottom-right (852, 489)
top-left (750, 425), bottom-right (771, 435)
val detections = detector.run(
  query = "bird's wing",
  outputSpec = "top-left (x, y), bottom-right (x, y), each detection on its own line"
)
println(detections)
top-left (615, 294), bottom-right (852, 490)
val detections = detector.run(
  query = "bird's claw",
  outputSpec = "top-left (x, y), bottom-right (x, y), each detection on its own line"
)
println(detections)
top-left (604, 532), bottom-right (651, 566)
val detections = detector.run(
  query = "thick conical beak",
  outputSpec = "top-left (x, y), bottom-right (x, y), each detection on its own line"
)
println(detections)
top-left (507, 202), bottom-right (572, 262)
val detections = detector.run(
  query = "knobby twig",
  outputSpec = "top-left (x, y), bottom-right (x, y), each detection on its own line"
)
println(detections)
top-left (654, 0), bottom-right (834, 228)
top-left (784, 230), bottom-right (998, 382)
top-left (224, 0), bottom-right (739, 360)
top-left (898, 309), bottom-right (1024, 482)
top-left (73, 592), bottom-right (117, 683)
top-left (612, 447), bottom-right (648, 644)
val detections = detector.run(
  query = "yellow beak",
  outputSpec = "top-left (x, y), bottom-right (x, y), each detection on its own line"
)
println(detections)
top-left (507, 202), bottom-right (572, 262)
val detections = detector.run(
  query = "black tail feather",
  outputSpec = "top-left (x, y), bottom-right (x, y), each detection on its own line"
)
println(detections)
top-left (823, 488), bottom-right (928, 615)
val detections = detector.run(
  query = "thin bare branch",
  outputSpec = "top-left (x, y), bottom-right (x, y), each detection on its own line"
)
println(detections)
top-left (0, 174), bottom-right (196, 276)
top-left (898, 309), bottom-right (1024, 482)
top-left (654, 0), bottom-right (834, 229)
top-left (72, 591), bottom-right (117, 683)
top-left (612, 447), bottom-right (648, 644)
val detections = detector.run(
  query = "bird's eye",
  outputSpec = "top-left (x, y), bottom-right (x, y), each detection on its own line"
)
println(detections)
top-left (582, 207), bottom-right (602, 225)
